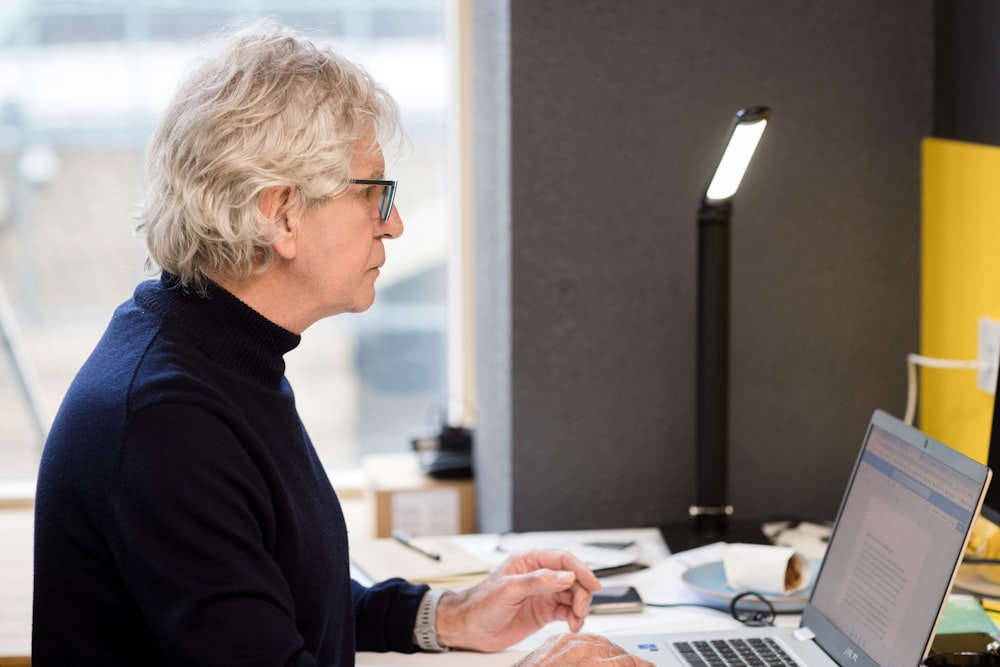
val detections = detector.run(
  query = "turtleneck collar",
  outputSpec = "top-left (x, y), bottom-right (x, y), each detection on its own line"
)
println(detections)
top-left (133, 273), bottom-right (302, 389)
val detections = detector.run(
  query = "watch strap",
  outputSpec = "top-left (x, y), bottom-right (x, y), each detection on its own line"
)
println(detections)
top-left (414, 588), bottom-right (450, 652)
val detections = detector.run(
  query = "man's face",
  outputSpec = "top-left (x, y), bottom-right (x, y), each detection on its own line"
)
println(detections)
top-left (292, 144), bottom-right (404, 322)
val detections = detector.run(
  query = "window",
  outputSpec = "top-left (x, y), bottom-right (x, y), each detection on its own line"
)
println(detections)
top-left (0, 0), bottom-right (454, 480)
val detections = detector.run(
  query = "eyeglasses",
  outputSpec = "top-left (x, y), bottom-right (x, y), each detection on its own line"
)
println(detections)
top-left (348, 179), bottom-right (397, 222)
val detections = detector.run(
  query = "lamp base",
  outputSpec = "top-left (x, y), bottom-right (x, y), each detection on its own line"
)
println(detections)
top-left (658, 517), bottom-right (769, 554)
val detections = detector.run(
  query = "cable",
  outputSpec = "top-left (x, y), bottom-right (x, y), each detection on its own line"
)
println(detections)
top-left (645, 591), bottom-right (777, 627)
top-left (904, 353), bottom-right (988, 426)
top-left (729, 591), bottom-right (777, 626)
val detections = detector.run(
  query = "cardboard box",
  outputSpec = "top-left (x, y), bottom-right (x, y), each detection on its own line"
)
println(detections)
top-left (362, 453), bottom-right (476, 537)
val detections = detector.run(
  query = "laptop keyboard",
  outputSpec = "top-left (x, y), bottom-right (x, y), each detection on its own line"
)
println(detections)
top-left (673, 637), bottom-right (798, 667)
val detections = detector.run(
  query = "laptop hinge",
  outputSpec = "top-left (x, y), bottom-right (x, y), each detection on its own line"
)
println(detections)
top-left (793, 627), bottom-right (816, 642)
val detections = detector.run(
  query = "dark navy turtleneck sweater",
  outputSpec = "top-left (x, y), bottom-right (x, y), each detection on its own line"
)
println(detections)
top-left (32, 274), bottom-right (427, 666)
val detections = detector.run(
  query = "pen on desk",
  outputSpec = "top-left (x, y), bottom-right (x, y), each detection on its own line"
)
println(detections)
top-left (391, 529), bottom-right (441, 561)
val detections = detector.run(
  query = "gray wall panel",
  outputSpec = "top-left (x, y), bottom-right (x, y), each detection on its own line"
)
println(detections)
top-left (474, 0), bottom-right (931, 532)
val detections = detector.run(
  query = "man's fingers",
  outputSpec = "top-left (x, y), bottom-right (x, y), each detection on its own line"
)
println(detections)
top-left (516, 634), bottom-right (656, 666)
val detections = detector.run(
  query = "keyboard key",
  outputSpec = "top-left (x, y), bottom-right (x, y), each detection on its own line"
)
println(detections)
top-left (672, 637), bottom-right (796, 667)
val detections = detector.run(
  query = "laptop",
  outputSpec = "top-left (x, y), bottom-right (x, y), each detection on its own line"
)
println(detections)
top-left (615, 409), bottom-right (991, 667)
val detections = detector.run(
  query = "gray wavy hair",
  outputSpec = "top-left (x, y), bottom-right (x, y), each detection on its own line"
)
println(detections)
top-left (136, 18), bottom-right (403, 295)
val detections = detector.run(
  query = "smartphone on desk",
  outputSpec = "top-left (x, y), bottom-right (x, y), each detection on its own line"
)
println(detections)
top-left (588, 585), bottom-right (643, 614)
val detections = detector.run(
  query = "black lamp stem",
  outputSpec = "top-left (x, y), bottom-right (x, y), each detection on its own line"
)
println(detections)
top-left (694, 198), bottom-right (733, 530)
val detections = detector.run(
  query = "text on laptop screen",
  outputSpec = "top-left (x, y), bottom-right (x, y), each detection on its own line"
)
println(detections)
top-left (809, 423), bottom-right (983, 667)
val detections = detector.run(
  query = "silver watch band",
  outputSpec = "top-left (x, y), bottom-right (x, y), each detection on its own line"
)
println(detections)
top-left (414, 588), bottom-right (450, 652)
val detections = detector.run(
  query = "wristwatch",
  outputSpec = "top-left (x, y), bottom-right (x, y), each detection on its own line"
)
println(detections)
top-left (414, 588), bottom-right (450, 652)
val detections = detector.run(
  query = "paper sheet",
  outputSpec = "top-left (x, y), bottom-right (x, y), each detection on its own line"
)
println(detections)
top-left (350, 536), bottom-right (492, 586)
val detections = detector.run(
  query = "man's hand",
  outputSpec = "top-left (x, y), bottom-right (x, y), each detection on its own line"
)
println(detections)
top-left (515, 634), bottom-right (657, 666)
top-left (434, 550), bottom-right (601, 652)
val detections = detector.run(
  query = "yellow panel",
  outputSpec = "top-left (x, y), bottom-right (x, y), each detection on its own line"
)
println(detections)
top-left (921, 137), bottom-right (1000, 463)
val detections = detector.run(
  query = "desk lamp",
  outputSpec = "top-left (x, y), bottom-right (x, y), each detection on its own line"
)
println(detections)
top-left (665, 106), bottom-right (771, 551)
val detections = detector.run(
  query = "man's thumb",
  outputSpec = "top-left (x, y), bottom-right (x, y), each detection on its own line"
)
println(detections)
top-left (501, 569), bottom-right (577, 602)
top-left (536, 569), bottom-right (576, 591)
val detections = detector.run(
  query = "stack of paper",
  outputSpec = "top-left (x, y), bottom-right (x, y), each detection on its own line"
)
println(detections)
top-left (351, 537), bottom-right (494, 588)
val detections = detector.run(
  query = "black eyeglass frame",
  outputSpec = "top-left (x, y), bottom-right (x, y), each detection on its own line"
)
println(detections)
top-left (348, 178), bottom-right (397, 222)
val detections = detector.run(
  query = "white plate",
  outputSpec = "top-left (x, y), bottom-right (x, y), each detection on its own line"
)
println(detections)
top-left (681, 560), bottom-right (818, 613)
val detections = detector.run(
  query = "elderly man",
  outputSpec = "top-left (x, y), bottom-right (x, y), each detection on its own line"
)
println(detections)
top-left (31, 18), bottom-right (652, 667)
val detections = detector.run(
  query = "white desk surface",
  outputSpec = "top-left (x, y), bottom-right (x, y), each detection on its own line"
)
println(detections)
top-left (2, 518), bottom-right (814, 666)
top-left (354, 528), bottom-right (804, 667)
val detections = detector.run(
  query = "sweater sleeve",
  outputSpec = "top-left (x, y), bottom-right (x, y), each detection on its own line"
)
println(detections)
top-left (351, 578), bottom-right (428, 653)
top-left (108, 403), bottom-right (325, 667)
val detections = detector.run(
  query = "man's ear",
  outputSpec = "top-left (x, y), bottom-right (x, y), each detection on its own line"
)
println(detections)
top-left (258, 185), bottom-right (295, 223)
top-left (259, 185), bottom-right (298, 260)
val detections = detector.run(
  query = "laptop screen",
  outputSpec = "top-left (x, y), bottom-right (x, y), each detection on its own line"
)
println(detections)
top-left (803, 413), bottom-right (989, 667)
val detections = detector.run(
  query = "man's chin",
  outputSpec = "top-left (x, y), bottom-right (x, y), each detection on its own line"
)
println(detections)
top-left (349, 292), bottom-right (377, 313)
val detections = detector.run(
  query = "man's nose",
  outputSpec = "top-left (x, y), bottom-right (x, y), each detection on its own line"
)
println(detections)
top-left (380, 204), bottom-right (403, 239)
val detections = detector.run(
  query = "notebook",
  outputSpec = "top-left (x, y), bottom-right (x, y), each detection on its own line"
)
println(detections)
top-left (614, 409), bottom-right (991, 667)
